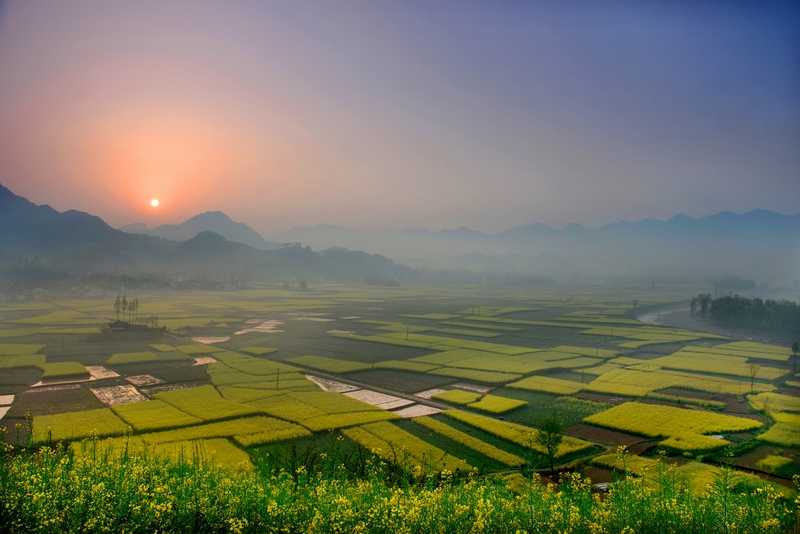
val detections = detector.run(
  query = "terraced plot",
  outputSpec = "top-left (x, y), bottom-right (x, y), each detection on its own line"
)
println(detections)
top-left (585, 368), bottom-right (773, 397)
top-left (34, 408), bottom-right (129, 443)
top-left (593, 453), bottom-right (771, 494)
top-left (758, 412), bottom-right (800, 447)
top-left (748, 392), bottom-right (800, 413)
top-left (508, 376), bottom-right (584, 395)
top-left (443, 410), bottom-right (593, 458)
top-left (468, 395), bottom-right (527, 414)
top-left (112, 399), bottom-right (202, 432)
top-left (343, 421), bottom-right (471, 471)
top-left (431, 389), bottom-right (481, 405)
top-left (584, 402), bottom-right (762, 451)
top-left (107, 352), bottom-right (160, 365)
top-left (429, 367), bottom-right (521, 384)
top-left (40, 362), bottom-right (89, 379)
top-left (643, 351), bottom-right (788, 380)
top-left (286, 355), bottom-right (371, 373)
top-left (413, 416), bottom-right (524, 467)
top-left (155, 385), bottom-right (260, 422)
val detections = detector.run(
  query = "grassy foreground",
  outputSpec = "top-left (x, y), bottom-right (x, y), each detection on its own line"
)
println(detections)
top-left (0, 439), bottom-right (798, 533)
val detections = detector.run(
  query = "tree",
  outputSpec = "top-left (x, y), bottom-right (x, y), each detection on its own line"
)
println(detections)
top-left (747, 363), bottom-right (761, 394)
top-left (121, 296), bottom-right (128, 322)
top-left (534, 417), bottom-right (563, 474)
top-left (698, 294), bottom-right (712, 320)
top-left (299, 278), bottom-right (307, 291)
top-left (113, 296), bottom-right (121, 321)
top-left (793, 342), bottom-right (799, 373)
top-left (690, 297), bottom-right (698, 317)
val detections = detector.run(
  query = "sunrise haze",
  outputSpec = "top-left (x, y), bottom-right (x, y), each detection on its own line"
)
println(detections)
top-left (0, 1), bottom-right (797, 234)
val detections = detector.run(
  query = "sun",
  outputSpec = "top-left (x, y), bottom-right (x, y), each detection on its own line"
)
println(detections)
top-left (151, 199), bottom-right (159, 207)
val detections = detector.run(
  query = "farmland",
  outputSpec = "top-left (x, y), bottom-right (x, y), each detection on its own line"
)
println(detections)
top-left (1, 281), bottom-right (799, 529)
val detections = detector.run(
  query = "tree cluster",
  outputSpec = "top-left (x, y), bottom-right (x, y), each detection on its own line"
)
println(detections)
top-left (113, 295), bottom-right (140, 323)
top-left (698, 294), bottom-right (800, 337)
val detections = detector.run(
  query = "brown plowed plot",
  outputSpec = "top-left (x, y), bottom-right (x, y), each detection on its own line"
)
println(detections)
top-left (736, 444), bottom-right (781, 470)
top-left (564, 423), bottom-right (644, 446)
top-left (347, 369), bottom-right (454, 393)
top-left (627, 442), bottom-right (657, 455)
top-left (779, 388), bottom-right (800, 397)
top-left (576, 392), bottom-right (629, 404)
top-left (722, 412), bottom-right (768, 424)
top-left (585, 466), bottom-right (615, 485)
top-left (0, 368), bottom-right (42, 389)
top-left (9, 385), bottom-right (102, 416)
top-left (725, 401), bottom-right (751, 413)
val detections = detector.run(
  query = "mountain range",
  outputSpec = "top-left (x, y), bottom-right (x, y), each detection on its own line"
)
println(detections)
top-left (2, 182), bottom-right (798, 283)
top-left (264, 210), bottom-right (800, 280)
top-left (0, 184), bottom-right (413, 283)
top-left (121, 212), bottom-right (278, 250)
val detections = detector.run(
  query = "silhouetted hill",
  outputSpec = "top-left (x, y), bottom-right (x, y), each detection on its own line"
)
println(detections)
top-left (121, 211), bottom-right (278, 249)
top-left (0, 184), bottom-right (165, 259)
top-left (0, 185), bottom-right (416, 283)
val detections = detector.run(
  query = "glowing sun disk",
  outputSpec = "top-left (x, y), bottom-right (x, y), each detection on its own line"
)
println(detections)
top-left (151, 199), bottom-right (159, 207)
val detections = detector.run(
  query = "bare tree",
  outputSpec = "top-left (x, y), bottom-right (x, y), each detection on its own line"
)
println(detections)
top-left (121, 296), bottom-right (128, 322)
top-left (747, 363), bottom-right (761, 394)
top-left (113, 296), bottom-right (121, 321)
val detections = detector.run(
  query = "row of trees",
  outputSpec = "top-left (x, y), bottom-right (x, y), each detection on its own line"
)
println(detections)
top-left (113, 295), bottom-right (140, 323)
top-left (701, 295), bottom-right (800, 337)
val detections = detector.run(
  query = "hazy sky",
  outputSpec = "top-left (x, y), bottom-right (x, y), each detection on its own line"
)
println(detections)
top-left (0, 1), bottom-right (798, 234)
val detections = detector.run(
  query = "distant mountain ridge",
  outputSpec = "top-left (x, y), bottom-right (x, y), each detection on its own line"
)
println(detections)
top-left (266, 210), bottom-right (800, 280)
top-left (120, 211), bottom-right (278, 250)
top-left (1, 182), bottom-right (797, 282)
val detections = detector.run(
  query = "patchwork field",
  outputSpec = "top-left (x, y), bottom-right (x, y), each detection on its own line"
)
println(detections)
top-left (1, 282), bottom-right (797, 493)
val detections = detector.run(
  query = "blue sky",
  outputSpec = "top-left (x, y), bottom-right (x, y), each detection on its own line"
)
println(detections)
top-left (0, 1), bottom-right (797, 232)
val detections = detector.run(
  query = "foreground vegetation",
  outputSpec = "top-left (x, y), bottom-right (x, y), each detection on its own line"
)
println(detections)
top-left (0, 440), bottom-right (797, 534)
top-left (2, 283), bottom-right (800, 532)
